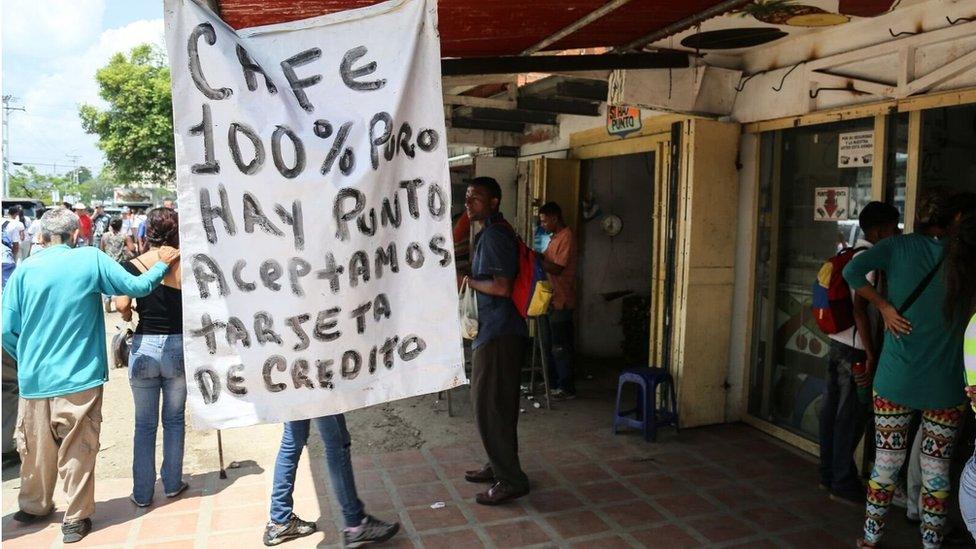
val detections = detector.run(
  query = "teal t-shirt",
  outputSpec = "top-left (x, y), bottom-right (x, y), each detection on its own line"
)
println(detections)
top-left (843, 233), bottom-right (966, 409)
top-left (2, 245), bottom-right (168, 398)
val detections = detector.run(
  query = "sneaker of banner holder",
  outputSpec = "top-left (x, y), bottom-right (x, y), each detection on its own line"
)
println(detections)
top-left (342, 515), bottom-right (400, 548)
top-left (263, 514), bottom-right (317, 546)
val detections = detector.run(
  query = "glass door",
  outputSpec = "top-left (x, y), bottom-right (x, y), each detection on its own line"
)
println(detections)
top-left (749, 118), bottom-right (876, 441)
top-left (916, 103), bottom-right (976, 198)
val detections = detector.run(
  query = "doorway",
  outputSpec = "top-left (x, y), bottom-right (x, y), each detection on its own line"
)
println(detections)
top-left (577, 152), bottom-right (655, 361)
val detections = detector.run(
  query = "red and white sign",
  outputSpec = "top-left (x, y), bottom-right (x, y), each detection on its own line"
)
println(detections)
top-left (814, 187), bottom-right (849, 221)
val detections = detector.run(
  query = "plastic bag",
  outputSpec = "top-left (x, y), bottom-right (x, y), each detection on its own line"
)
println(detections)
top-left (459, 279), bottom-right (479, 340)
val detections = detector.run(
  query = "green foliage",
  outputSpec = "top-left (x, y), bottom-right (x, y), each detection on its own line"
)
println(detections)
top-left (8, 165), bottom-right (75, 202)
top-left (66, 166), bottom-right (94, 184)
top-left (8, 165), bottom-right (114, 204)
top-left (79, 44), bottom-right (174, 186)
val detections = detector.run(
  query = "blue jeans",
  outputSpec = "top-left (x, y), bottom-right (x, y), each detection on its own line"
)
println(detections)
top-left (269, 415), bottom-right (365, 527)
top-left (129, 334), bottom-right (187, 504)
top-left (541, 309), bottom-right (575, 392)
top-left (818, 340), bottom-right (867, 497)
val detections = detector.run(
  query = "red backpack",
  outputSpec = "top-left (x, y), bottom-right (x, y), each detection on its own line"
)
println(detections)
top-left (493, 221), bottom-right (552, 318)
top-left (811, 247), bottom-right (867, 334)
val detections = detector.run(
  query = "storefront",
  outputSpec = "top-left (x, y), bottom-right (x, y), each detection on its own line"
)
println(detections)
top-left (738, 90), bottom-right (976, 452)
top-left (514, 111), bottom-right (742, 428)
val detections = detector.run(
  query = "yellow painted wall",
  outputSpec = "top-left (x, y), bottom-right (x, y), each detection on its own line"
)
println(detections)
top-left (672, 119), bottom-right (741, 428)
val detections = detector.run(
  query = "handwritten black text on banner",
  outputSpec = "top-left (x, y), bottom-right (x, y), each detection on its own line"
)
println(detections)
top-left (164, 0), bottom-right (465, 429)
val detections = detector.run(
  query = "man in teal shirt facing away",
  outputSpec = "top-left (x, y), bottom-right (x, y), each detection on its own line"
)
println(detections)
top-left (1, 208), bottom-right (179, 544)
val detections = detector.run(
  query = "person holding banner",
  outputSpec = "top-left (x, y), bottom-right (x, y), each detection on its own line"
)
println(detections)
top-left (461, 177), bottom-right (531, 505)
top-left (263, 416), bottom-right (400, 546)
top-left (1, 207), bottom-right (179, 543)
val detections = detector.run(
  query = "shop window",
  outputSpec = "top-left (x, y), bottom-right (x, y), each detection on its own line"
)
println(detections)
top-left (749, 119), bottom-right (875, 441)
top-left (885, 112), bottom-right (909, 226)
top-left (917, 104), bottom-right (976, 199)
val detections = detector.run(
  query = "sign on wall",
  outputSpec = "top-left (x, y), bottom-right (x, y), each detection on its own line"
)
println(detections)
top-left (814, 187), bottom-right (850, 221)
top-left (606, 105), bottom-right (642, 137)
top-left (837, 130), bottom-right (874, 168)
top-left (164, 0), bottom-right (466, 429)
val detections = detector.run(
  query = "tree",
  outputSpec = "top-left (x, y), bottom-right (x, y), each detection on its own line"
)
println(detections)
top-left (79, 44), bottom-right (174, 186)
top-left (7, 166), bottom-right (78, 202)
top-left (8, 165), bottom-right (116, 205)
top-left (65, 166), bottom-right (93, 184)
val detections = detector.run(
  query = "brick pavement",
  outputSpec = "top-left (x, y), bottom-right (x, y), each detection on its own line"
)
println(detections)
top-left (2, 422), bottom-right (927, 548)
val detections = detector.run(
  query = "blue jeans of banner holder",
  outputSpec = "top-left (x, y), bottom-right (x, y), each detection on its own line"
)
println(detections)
top-left (541, 308), bottom-right (575, 393)
top-left (269, 415), bottom-right (366, 527)
top-left (129, 334), bottom-right (187, 504)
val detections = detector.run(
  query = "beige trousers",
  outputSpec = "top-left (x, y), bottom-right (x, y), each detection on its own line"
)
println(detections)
top-left (15, 385), bottom-right (103, 522)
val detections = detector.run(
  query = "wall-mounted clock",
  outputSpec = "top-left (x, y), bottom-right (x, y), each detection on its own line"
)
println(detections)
top-left (601, 214), bottom-right (622, 237)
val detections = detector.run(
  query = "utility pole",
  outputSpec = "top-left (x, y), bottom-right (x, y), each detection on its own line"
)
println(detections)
top-left (65, 154), bottom-right (81, 184)
top-left (2, 95), bottom-right (26, 197)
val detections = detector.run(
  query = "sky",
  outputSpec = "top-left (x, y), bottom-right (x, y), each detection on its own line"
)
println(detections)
top-left (2, 0), bottom-right (165, 181)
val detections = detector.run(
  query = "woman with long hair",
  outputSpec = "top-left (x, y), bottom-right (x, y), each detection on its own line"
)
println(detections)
top-left (845, 187), bottom-right (970, 548)
top-left (114, 207), bottom-right (186, 506)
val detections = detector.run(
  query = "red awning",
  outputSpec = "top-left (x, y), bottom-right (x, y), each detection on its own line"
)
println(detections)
top-left (217, 0), bottom-right (727, 58)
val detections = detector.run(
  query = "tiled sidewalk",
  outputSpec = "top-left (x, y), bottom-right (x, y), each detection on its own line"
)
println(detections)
top-left (2, 424), bottom-right (922, 548)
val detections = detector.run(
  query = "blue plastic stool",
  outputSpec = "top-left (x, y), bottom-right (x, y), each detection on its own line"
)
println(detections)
top-left (612, 366), bottom-right (678, 441)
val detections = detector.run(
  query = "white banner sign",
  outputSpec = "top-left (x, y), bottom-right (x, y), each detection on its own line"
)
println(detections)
top-left (837, 130), bottom-right (874, 168)
top-left (164, 0), bottom-right (465, 429)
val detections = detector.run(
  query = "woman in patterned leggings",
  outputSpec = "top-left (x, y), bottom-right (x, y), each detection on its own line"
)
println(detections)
top-left (844, 188), bottom-right (969, 549)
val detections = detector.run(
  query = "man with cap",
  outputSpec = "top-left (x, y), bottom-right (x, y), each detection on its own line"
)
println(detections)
top-left (74, 203), bottom-right (92, 247)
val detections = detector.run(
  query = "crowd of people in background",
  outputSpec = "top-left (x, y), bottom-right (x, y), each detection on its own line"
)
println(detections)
top-left (1, 201), bottom-right (173, 287)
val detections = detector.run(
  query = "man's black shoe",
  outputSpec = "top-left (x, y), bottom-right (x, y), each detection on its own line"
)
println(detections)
top-left (263, 513), bottom-right (317, 546)
top-left (475, 481), bottom-right (529, 506)
top-left (464, 464), bottom-right (495, 484)
top-left (13, 509), bottom-right (51, 524)
top-left (62, 518), bottom-right (92, 544)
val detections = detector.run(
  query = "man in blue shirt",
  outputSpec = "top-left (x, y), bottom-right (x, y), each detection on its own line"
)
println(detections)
top-left (461, 177), bottom-right (530, 506)
top-left (1, 208), bottom-right (179, 544)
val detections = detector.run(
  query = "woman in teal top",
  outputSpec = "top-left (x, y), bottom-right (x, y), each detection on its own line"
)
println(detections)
top-left (844, 188), bottom-right (968, 549)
